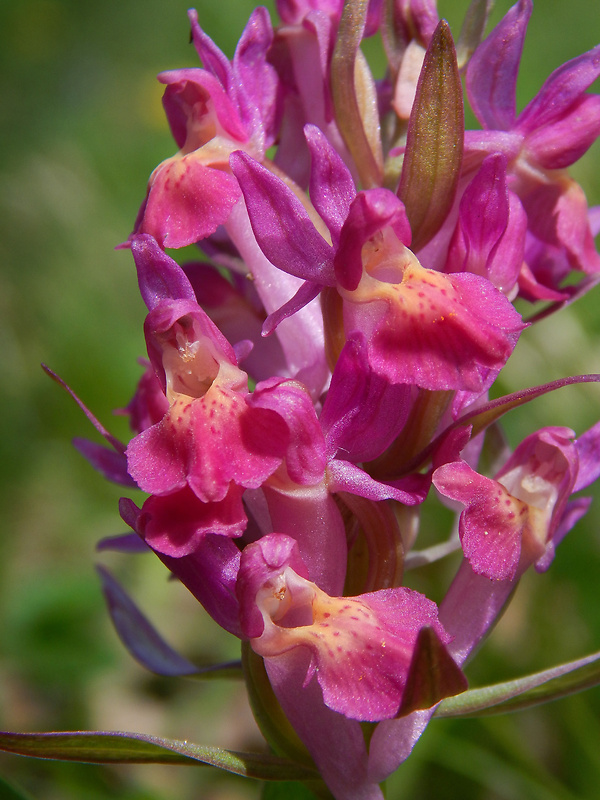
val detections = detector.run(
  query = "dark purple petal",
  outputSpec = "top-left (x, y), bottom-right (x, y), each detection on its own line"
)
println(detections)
top-left (119, 499), bottom-right (243, 636)
top-left (230, 151), bottom-right (336, 284)
top-left (97, 565), bottom-right (200, 676)
top-left (72, 438), bottom-right (136, 487)
top-left (96, 533), bottom-right (149, 553)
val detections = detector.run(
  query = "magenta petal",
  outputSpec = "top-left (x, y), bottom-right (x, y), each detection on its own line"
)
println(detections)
top-left (328, 460), bottom-right (425, 506)
top-left (446, 154), bottom-right (511, 283)
top-left (118, 359), bottom-right (169, 435)
top-left (159, 68), bottom-right (248, 145)
top-left (320, 333), bottom-right (411, 462)
top-left (250, 379), bottom-right (327, 486)
top-left (262, 280), bottom-right (322, 336)
top-left (465, 0), bottom-right (532, 131)
top-left (233, 7), bottom-right (279, 149)
top-left (230, 150), bottom-right (336, 284)
top-left (138, 486), bottom-right (246, 557)
top-left (185, 398), bottom-right (289, 501)
top-left (126, 386), bottom-right (289, 501)
top-left (517, 43), bottom-right (600, 135)
top-left (525, 95), bottom-right (600, 170)
top-left (522, 178), bottom-right (600, 274)
top-left (188, 9), bottom-right (232, 89)
top-left (126, 415), bottom-right (188, 495)
top-left (136, 157), bottom-right (240, 249)
top-left (487, 191), bottom-right (527, 294)
top-left (130, 234), bottom-right (196, 311)
top-left (433, 461), bottom-right (523, 580)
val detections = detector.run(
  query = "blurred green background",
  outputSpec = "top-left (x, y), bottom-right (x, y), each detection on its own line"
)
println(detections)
top-left (1, 0), bottom-right (600, 798)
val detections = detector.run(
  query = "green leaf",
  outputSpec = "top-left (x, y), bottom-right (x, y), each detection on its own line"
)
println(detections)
top-left (0, 731), bottom-right (318, 782)
top-left (435, 648), bottom-right (600, 718)
top-left (398, 20), bottom-right (463, 251)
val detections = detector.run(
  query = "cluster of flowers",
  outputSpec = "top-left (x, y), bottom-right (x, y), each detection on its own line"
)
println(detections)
top-left (39, 1), bottom-right (600, 798)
